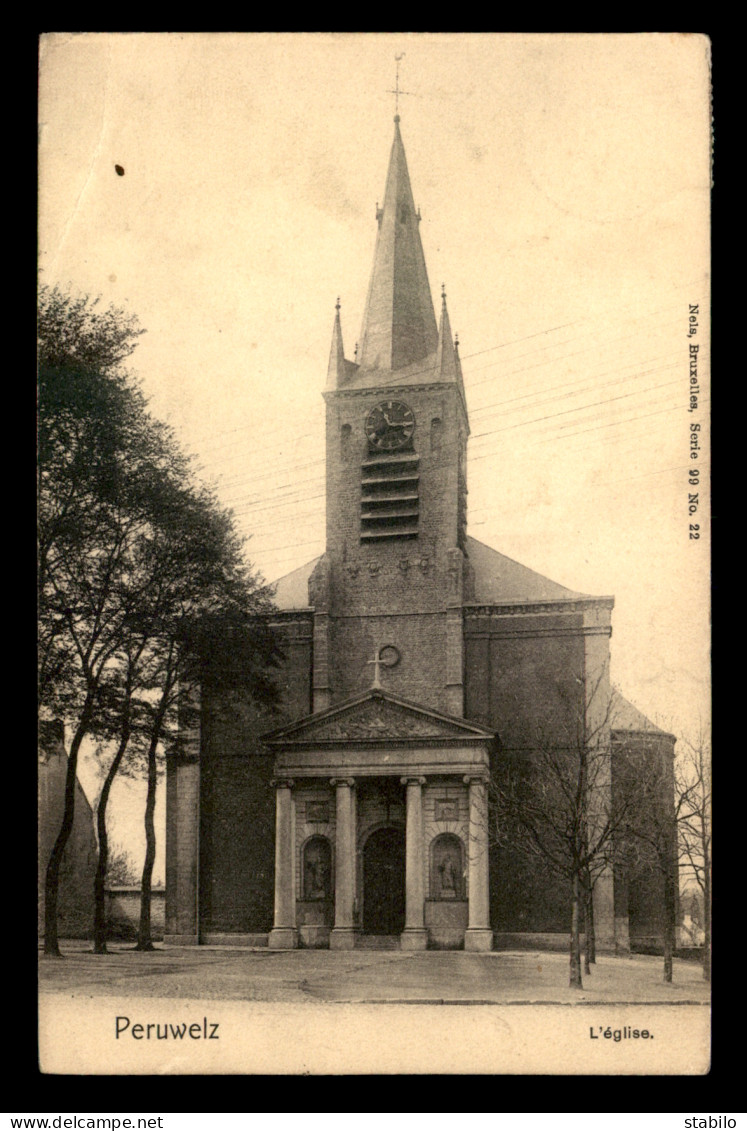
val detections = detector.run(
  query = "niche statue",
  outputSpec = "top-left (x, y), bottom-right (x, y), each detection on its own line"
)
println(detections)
top-left (439, 853), bottom-right (458, 899)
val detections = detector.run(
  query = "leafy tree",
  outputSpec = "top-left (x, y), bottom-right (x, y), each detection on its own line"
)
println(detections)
top-left (39, 286), bottom-right (151, 956)
top-left (38, 284), bottom-right (280, 956)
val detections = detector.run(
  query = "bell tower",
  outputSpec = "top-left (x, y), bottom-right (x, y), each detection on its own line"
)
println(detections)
top-left (310, 115), bottom-right (471, 715)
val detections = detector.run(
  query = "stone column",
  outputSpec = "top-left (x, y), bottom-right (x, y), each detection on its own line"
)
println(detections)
top-left (592, 864), bottom-right (617, 953)
top-left (613, 858), bottom-right (631, 956)
top-left (400, 776), bottom-right (428, 949)
top-left (164, 757), bottom-right (200, 944)
top-left (268, 779), bottom-right (298, 948)
top-left (164, 681), bottom-right (201, 945)
top-left (464, 774), bottom-right (493, 951)
top-left (330, 777), bottom-right (357, 949)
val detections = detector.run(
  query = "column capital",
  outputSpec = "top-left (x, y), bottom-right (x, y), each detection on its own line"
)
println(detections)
top-left (463, 773), bottom-right (489, 786)
top-left (330, 777), bottom-right (356, 789)
top-left (400, 776), bottom-right (426, 787)
top-left (271, 777), bottom-right (295, 790)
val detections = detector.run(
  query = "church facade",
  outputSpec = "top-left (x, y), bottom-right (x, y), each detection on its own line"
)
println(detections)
top-left (165, 115), bottom-right (675, 952)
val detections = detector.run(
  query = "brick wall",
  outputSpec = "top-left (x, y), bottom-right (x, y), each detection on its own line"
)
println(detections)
top-left (329, 612), bottom-right (447, 709)
top-left (612, 730), bottom-right (678, 948)
top-left (464, 607), bottom-right (589, 932)
top-left (198, 615), bottom-right (313, 934)
top-left (464, 611), bottom-right (586, 747)
top-left (322, 383), bottom-right (467, 709)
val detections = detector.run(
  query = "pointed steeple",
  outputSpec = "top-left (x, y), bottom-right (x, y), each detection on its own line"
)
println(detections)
top-left (327, 297), bottom-right (346, 389)
top-left (436, 285), bottom-right (468, 417)
top-left (453, 330), bottom-right (468, 427)
top-left (436, 284), bottom-right (458, 381)
top-left (357, 117), bottom-right (439, 373)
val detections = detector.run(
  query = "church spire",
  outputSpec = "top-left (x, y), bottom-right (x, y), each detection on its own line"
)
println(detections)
top-left (436, 284), bottom-right (457, 381)
top-left (436, 285), bottom-right (468, 415)
top-left (327, 297), bottom-right (354, 389)
top-left (357, 117), bottom-right (439, 373)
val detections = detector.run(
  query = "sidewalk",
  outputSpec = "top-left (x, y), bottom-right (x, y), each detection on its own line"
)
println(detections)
top-left (39, 942), bottom-right (711, 1006)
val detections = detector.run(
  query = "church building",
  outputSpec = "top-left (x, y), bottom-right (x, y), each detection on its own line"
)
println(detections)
top-left (165, 114), bottom-right (675, 952)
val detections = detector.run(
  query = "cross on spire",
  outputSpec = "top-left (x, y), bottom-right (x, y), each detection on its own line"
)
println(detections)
top-left (387, 53), bottom-right (415, 118)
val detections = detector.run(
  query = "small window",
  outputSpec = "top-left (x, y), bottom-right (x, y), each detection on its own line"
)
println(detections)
top-left (430, 417), bottom-right (443, 453)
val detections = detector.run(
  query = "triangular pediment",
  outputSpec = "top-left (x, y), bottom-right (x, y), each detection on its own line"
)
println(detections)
top-left (263, 689), bottom-right (494, 747)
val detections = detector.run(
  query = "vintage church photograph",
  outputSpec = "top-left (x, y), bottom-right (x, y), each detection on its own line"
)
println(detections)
top-left (168, 108), bottom-right (668, 955)
top-left (39, 33), bottom-right (710, 1073)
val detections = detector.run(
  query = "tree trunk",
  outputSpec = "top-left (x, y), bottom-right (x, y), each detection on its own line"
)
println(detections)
top-left (135, 729), bottom-right (160, 952)
top-left (44, 701), bottom-right (93, 956)
top-left (582, 892), bottom-right (590, 975)
top-left (569, 870), bottom-right (583, 988)
top-left (662, 848), bottom-right (676, 983)
top-left (93, 721), bottom-right (132, 954)
top-left (585, 871), bottom-right (596, 964)
top-left (702, 832), bottom-right (711, 982)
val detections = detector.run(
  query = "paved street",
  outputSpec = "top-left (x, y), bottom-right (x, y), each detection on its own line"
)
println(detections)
top-left (38, 944), bottom-right (711, 1074)
top-left (39, 943), bottom-right (710, 1005)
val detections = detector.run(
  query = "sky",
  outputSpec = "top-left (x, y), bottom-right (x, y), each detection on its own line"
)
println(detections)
top-left (39, 32), bottom-right (711, 875)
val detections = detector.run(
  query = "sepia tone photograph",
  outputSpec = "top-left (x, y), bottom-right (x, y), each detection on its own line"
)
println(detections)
top-left (38, 32), bottom-right (711, 1076)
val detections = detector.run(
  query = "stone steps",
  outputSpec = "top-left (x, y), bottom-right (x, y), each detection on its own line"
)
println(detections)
top-left (355, 935), bottom-right (400, 950)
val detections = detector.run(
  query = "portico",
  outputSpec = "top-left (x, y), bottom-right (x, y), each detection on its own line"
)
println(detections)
top-left (263, 688), bottom-right (495, 950)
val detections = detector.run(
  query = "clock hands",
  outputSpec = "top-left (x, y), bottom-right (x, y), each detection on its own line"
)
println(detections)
top-left (382, 409), bottom-right (410, 430)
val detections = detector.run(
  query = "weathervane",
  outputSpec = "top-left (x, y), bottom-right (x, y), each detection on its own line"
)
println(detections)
top-left (387, 52), bottom-right (415, 117)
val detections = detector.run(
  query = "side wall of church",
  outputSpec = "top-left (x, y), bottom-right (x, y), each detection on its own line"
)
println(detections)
top-left (612, 731), bottom-right (678, 950)
top-left (198, 615), bottom-right (313, 934)
top-left (464, 607), bottom-right (587, 933)
top-left (464, 609), bottom-right (586, 747)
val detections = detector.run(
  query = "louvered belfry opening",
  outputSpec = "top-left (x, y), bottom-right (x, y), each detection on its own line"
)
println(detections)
top-left (360, 451), bottom-right (419, 541)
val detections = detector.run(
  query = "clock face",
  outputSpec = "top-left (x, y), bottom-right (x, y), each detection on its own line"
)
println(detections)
top-left (365, 400), bottom-right (415, 451)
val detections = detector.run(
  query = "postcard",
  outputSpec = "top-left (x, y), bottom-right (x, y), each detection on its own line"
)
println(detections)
top-left (38, 32), bottom-right (711, 1077)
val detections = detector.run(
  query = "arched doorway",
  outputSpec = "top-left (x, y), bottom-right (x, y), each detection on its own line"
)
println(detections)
top-left (362, 826), bottom-right (405, 935)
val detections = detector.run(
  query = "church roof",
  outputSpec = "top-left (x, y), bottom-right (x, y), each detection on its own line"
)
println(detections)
top-left (465, 536), bottom-right (600, 605)
top-left (610, 690), bottom-right (674, 738)
top-left (271, 557), bottom-right (317, 610)
top-left (270, 537), bottom-right (608, 611)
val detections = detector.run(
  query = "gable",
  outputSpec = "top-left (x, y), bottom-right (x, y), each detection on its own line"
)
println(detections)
top-left (263, 689), bottom-right (494, 747)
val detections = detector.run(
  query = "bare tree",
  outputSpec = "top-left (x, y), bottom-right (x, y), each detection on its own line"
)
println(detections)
top-left (490, 672), bottom-right (652, 989)
top-left (675, 730), bottom-right (711, 982)
top-left (614, 731), bottom-right (679, 982)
